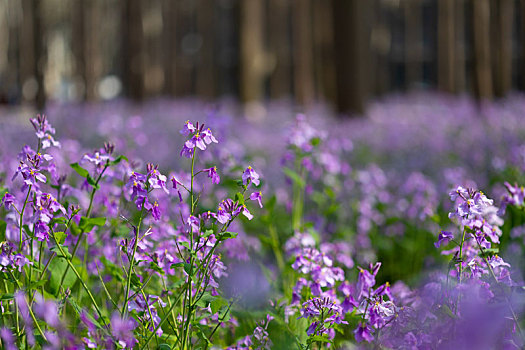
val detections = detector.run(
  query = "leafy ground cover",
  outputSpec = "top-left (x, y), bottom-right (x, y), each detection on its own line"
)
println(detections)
top-left (1, 93), bottom-right (525, 349)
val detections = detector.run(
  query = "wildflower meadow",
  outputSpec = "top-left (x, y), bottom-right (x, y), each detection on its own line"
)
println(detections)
top-left (1, 93), bottom-right (525, 349)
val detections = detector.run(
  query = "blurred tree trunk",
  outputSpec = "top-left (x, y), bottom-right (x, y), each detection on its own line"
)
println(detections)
top-left (438, 0), bottom-right (455, 93)
top-left (313, 0), bottom-right (336, 103)
top-left (121, 0), bottom-right (144, 100)
top-left (71, 0), bottom-right (86, 100)
top-left (268, 0), bottom-right (291, 99)
top-left (405, 0), bottom-right (423, 88)
top-left (85, 0), bottom-right (101, 100)
top-left (19, 0), bottom-right (45, 108)
top-left (494, 0), bottom-right (513, 97)
top-left (333, 0), bottom-right (371, 114)
top-left (472, 0), bottom-right (493, 99)
top-left (175, 1), bottom-right (194, 96)
top-left (239, 0), bottom-right (265, 102)
top-left (455, 0), bottom-right (466, 92)
top-left (292, 0), bottom-right (314, 105)
top-left (196, 0), bottom-right (216, 99)
top-left (370, 0), bottom-right (390, 96)
top-left (162, 0), bottom-right (177, 96)
top-left (32, 0), bottom-right (45, 109)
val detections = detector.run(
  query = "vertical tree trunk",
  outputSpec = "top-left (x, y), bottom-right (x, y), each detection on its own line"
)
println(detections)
top-left (438, 0), bottom-right (455, 93)
top-left (71, 0), bottom-right (86, 100)
top-left (292, 0), bottom-right (314, 105)
top-left (404, 0), bottom-right (423, 89)
top-left (162, 0), bottom-right (176, 96)
top-left (85, 0), bottom-right (101, 100)
top-left (196, 0), bottom-right (216, 99)
top-left (239, 0), bottom-right (265, 103)
top-left (455, 0), bottom-right (466, 92)
top-left (494, 0), bottom-right (513, 97)
top-left (312, 0), bottom-right (336, 103)
top-left (268, 0), bottom-right (291, 99)
top-left (472, 0), bottom-right (493, 99)
top-left (333, 0), bottom-right (371, 114)
top-left (121, 0), bottom-right (144, 100)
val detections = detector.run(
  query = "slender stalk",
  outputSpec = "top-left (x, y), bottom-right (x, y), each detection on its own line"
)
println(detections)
top-left (140, 291), bottom-right (184, 350)
top-left (122, 205), bottom-right (145, 317)
top-left (50, 232), bottom-right (106, 325)
top-left (182, 152), bottom-right (197, 350)
top-left (18, 185), bottom-right (32, 252)
top-left (57, 163), bottom-right (108, 296)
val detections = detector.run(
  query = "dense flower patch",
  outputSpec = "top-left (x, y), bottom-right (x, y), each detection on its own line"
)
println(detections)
top-left (0, 93), bottom-right (525, 349)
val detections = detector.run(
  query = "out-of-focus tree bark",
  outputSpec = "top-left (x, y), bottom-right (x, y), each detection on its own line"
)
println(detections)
top-left (162, 0), bottom-right (176, 96)
top-left (121, 0), bottom-right (144, 100)
top-left (19, 0), bottom-right (45, 108)
top-left (333, 0), bottom-right (371, 114)
top-left (85, 0), bottom-right (102, 100)
top-left (455, 0), bottom-right (466, 92)
top-left (292, 0), bottom-right (314, 105)
top-left (494, 0), bottom-right (513, 97)
top-left (71, 0), bottom-right (86, 100)
top-left (268, 0), bottom-right (291, 99)
top-left (313, 0), bottom-right (336, 103)
top-left (438, 0), bottom-right (455, 93)
top-left (472, 0), bottom-right (493, 99)
top-left (405, 0), bottom-right (423, 88)
top-left (239, 0), bottom-right (265, 102)
top-left (196, 0), bottom-right (216, 99)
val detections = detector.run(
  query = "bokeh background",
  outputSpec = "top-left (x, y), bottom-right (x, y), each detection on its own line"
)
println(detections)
top-left (0, 0), bottom-right (523, 114)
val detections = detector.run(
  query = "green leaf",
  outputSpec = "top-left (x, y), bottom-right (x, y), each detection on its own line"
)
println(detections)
top-left (307, 335), bottom-right (330, 344)
top-left (0, 220), bottom-right (6, 242)
top-left (54, 231), bottom-right (66, 244)
top-left (86, 176), bottom-right (100, 189)
top-left (283, 167), bottom-right (305, 188)
top-left (109, 155), bottom-right (128, 166)
top-left (130, 273), bottom-right (142, 288)
top-left (50, 245), bottom-right (72, 259)
top-left (48, 256), bottom-right (77, 293)
top-left (79, 216), bottom-right (106, 233)
top-left (217, 231), bottom-right (238, 241)
top-left (210, 296), bottom-right (227, 314)
top-left (29, 279), bottom-right (47, 290)
top-left (69, 222), bottom-right (81, 236)
top-left (235, 192), bottom-right (245, 205)
top-left (196, 292), bottom-right (216, 307)
top-left (70, 163), bottom-right (89, 178)
top-left (157, 345), bottom-right (172, 350)
top-left (0, 293), bottom-right (14, 301)
top-left (202, 229), bottom-right (214, 238)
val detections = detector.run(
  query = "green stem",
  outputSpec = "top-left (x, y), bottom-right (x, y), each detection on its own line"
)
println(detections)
top-left (122, 205), bottom-right (145, 317)
top-left (140, 290), bottom-right (184, 350)
top-left (18, 185), bottom-right (32, 252)
top-left (57, 164), bottom-right (107, 296)
top-left (182, 152), bottom-right (197, 350)
top-left (50, 232), bottom-right (106, 325)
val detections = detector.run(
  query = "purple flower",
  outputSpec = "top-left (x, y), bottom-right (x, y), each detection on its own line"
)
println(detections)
top-left (241, 205), bottom-right (253, 220)
top-left (1, 192), bottom-right (15, 210)
top-left (187, 215), bottom-right (200, 232)
top-left (0, 327), bottom-right (16, 350)
top-left (435, 231), bottom-right (454, 248)
top-left (250, 191), bottom-right (263, 208)
top-left (202, 128), bottom-right (218, 145)
top-left (354, 323), bottom-right (374, 343)
top-left (203, 166), bottom-right (220, 184)
top-left (110, 313), bottom-right (137, 349)
top-left (180, 120), bottom-right (196, 135)
top-left (83, 151), bottom-right (109, 166)
top-left (242, 166), bottom-right (260, 186)
top-left (151, 201), bottom-right (161, 221)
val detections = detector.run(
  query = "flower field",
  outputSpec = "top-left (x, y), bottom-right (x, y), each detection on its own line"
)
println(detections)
top-left (1, 93), bottom-right (525, 349)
